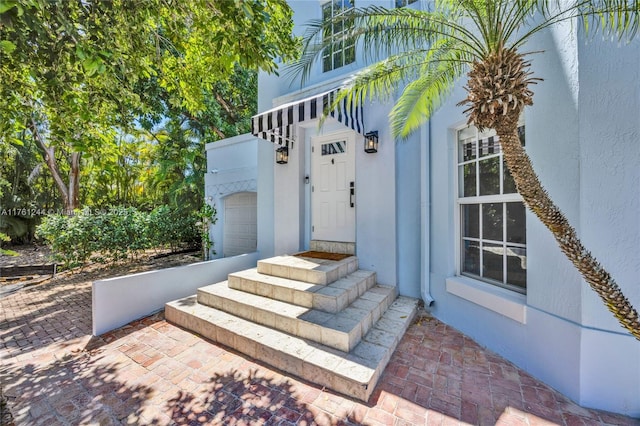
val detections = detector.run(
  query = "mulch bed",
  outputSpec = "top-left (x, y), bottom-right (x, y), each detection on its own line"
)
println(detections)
top-left (294, 251), bottom-right (352, 261)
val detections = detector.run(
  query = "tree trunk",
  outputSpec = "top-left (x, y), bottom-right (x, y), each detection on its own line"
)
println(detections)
top-left (68, 152), bottom-right (81, 213)
top-left (29, 117), bottom-right (81, 215)
top-left (494, 115), bottom-right (640, 340)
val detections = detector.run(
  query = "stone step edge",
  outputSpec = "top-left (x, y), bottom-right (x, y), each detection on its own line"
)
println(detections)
top-left (197, 282), bottom-right (397, 352)
top-left (165, 296), bottom-right (419, 402)
top-left (256, 255), bottom-right (358, 285)
top-left (228, 268), bottom-right (377, 313)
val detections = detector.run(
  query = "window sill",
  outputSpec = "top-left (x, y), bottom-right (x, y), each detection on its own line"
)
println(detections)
top-left (446, 276), bottom-right (527, 324)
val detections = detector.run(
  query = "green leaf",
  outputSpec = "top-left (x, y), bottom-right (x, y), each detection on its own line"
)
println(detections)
top-left (76, 46), bottom-right (86, 60)
top-left (0, 40), bottom-right (16, 54)
top-left (0, 1), bottom-right (18, 14)
top-left (10, 137), bottom-right (23, 146)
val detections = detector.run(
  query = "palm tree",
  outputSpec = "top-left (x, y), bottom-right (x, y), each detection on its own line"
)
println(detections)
top-left (293, 0), bottom-right (640, 340)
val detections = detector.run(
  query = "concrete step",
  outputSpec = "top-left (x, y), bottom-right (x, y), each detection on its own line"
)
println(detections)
top-left (256, 254), bottom-right (358, 285)
top-left (197, 281), bottom-right (397, 352)
top-left (228, 268), bottom-right (376, 313)
top-left (310, 240), bottom-right (355, 255)
top-left (165, 295), bottom-right (419, 402)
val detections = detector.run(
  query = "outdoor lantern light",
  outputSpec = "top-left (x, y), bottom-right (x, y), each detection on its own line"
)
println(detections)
top-left (276, 146), bottom-right (289, 164)
top-left (364, 131), bottom-right (379, 153)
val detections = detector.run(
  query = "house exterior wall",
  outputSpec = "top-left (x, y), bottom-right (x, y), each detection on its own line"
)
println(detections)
top-left (235, 0), bottom-right (640, 416)
top-left (257, 0), bottom-right (414, 287)
top-left (205, 134), bottom-right (258, 259)
top-left (428, 20), bottom-right (640, 416)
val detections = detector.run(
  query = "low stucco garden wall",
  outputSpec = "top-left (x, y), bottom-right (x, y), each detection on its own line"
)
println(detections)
top-left (92, 252), bottom-right (260, 335)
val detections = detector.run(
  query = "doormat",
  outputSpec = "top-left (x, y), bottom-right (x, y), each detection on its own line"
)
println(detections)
top-left (294, 251), bottom-right (352, 261)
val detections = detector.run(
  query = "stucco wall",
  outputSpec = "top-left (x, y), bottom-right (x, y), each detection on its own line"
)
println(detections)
top-left (354, 101), bottom-right (398, 287)
top-left (259, 1), bottom-right (400, 108)
top-left (258, 1), bottom-right (416, 288)
top-left (577, 33), bottom-right (640, 331)
top-left (92, 253), bottom-right (260, 335)
top-left (395, 123), bottom-right (422, 298)
top-left (427, 20), bottom-right (640, 416)
top-left (205, 134), bottom-right (258, 259)
top-left (252, 0), bottom-right (640, 415)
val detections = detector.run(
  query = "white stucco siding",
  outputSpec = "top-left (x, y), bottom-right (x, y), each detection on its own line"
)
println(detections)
top-left (272, 123), bottom-right (307, 255)
top-left (257, 138), bottom-right (276, 258)
top-left (258, 1), bottom-right (404, 112)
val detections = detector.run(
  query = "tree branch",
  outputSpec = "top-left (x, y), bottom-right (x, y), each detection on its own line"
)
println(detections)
top-left (29, 116), bottom-right (70, 209)
top-left (215, 93), bottom-right (238, 121)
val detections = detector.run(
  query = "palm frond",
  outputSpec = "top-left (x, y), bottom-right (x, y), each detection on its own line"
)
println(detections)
top-left (389, 41), bottom-right (470, 138)
top-left (288, 5), bottom-right (486, 85)
top-left (512, 0), bottom-right (640, 48)
top-left (338, 48), bottom-right (452, 105)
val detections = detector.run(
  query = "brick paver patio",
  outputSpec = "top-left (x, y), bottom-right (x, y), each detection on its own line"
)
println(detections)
top-left (1, 277), bottom-right (638, 425)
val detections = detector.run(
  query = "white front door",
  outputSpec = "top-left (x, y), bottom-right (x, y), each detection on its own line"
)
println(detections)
top-left (311, 131), bottom-right (356, 242)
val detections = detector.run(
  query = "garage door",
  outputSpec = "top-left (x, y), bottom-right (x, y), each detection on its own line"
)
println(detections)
top-left (223, 192), bottom-right (257, 257)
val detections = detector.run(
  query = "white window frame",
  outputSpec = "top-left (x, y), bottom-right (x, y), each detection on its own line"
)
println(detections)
top-left (454, 120), bottom-right (527, 294)
top-left (321, 0), bottom-right (356, 73)
top-left (449, 120), bottom-right (528, 323)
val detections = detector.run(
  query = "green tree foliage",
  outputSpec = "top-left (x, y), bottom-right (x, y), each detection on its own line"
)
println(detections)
top-left (133, 66), bottom-right (259, 213)
top-left (0, 126), bottom-right (55, 241)
top-left (295, 0), bottom-right (640, 339)
top-left (0, 0), bottom-right (298, 213)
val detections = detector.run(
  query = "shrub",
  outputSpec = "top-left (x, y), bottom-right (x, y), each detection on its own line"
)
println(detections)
top-left (0, 232), bottom-right (18, 256)
top-left (36, 205), bottom-right (210, 268)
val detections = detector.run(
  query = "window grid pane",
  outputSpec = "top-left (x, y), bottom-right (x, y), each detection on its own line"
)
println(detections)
top-left (322, 0), bottom-right (355, 72)
top-left (457, 125), bottom-right (527, 293)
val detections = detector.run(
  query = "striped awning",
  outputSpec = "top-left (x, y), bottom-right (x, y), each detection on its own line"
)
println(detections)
top-left (251, 89), bottom-right (365, 146)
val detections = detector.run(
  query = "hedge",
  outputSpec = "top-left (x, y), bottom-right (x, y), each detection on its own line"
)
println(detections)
top-left (37, 205), bottom-right (214, 268)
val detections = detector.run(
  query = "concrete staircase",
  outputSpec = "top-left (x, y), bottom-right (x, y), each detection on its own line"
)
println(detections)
top-left (165, 253), bottom-right (418, 401)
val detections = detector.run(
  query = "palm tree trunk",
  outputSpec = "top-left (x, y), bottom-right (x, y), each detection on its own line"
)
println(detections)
top-left (494, 115), bottom-right (640, 340)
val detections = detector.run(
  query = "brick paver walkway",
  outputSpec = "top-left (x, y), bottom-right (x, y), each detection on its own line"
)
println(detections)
top-left (1, 277), bottom-right (638, 425)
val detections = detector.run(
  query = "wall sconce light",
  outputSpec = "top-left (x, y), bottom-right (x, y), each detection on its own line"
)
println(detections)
top-left (364, 131), bottom-right (379, 153)
top-left (276, 145), bottom-right (289, 164)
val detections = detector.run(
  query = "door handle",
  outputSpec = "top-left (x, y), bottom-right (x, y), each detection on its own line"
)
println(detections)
top-left (350, 181), bottom-right (355, 208)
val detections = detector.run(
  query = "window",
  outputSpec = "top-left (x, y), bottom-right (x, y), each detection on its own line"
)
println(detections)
top-left (322, 0), bottom-right (355, 72)
top-left (457, 124), bottom-right (527, 293)
top-left (395, 0), bottom-right (418, 7)
top-left (321, 140), bottom-right (347, 155)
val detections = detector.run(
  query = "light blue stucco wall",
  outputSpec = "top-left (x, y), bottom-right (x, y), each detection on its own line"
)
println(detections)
top-left (251, 0), bottom-right (640, 416)
top-left (259, 0), bottom-right (403, 105)
top-left (427, 19), bottom-right (640, 417)
top-left (257, 0), bottom-right (423, 289)
top-left (577, 32), bottom-right (640, 332)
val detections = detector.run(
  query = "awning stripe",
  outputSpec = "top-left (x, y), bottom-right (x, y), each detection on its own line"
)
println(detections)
top-left (251, 88), bottom-right (365, 145)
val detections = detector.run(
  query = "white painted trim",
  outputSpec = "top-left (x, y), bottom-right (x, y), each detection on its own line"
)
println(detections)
top-left (446, 275), bottom-right (527, 323)
top-left (92, 252), bottom-right (260, 335)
